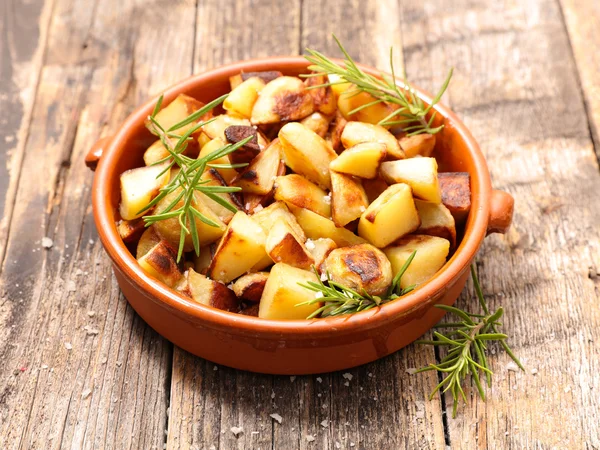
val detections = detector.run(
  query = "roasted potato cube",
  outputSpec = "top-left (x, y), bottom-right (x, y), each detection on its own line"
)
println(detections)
top-left (199, 169), bottom-right (240, 224)
top-left (322, 244), bottom-right (393, 296)
top-left (266, 218), bottom-right (315, 270)
top-left (341, 121), bottom-right (404, 159)
top-left (153, 189), bottom-right (226, 252)
top-left (380, 157), bottom-right (441, 203)
top-left (252, 201), bottom-right (306, 241)
top-left (274, 174), bottom-right (331, 218)
top-left (117, 218), bottom-right (145, 243)
top-left (362, 177), bottom-right (389, 204)
top-left (329, 142), bottom-right (386, 179)
top-left (251, 76), bottom-right (314, 125)
top-left (438, 172), bottom-right (471, 225)
top-left (201, 114), bottom-right (251, 142)
top-left (236, 140), bottom-right (282, 195)
top-left (305, 238), bottom-right (337, 270)
top-left (136, 226), bottom-right (161, 259)
top-left (150, 94), bottom-right (212, 137)
top-left (192, 244), bottom-right (216, 274)
top-left (384, 235), bottom-right (450, 289)
top-left (119, 163), bottom-right (170, 220)
top-left (258, 263), bottom-right (322, 320)
top-left (207, 211), bottom-right (268, 283)
top-left (327, 111), bottom-right (348, 153)
top-left (198, 137), bottom-right (237, 183)
top-left (300, 112), bottom-right (332, 137)
top-left (232, 272), bottom-right (270, 303)
top-left (224, 125), bottom-right (266, 166)
top-left (137, 241), bottom-right (182, 288)
top-left (358, 183), bottom-right (420, 248)
top-left (327, 74), bottom-right (351, 98)
top-left (186, 269), bottom-right (239, 311)
top-left (279, 122), bottom-right (337, 189)
top-left (224, 76), bottom-right (265, 118)
top-left (338, 86), bottom-right (398, 126)
top-left (415, 199), bottom-right (457, 248)
top-left (304, 74), bottom-right (336, 115)
top-left (229, 70), bottom-right (283, 90)
top-left (290, 206), bottom-right (367, 247)
top-left (143, 138), bottom-right (200, 166)
top-left (399, 133), bottom-right (436, 158)
top-left (330, 171), bottom-right (368, 227)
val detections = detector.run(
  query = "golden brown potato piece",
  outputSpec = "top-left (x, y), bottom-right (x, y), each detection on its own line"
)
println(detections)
top-left (229, 70), bottom-right (283, 90)
top-left (198, 169), bottom-right (240, 224)
top-left (300, 112), bottom-right (332, 137)
top-left (384, 235), bottom-right (450, 289)
top-left (327, 74), bottom-right (352, 98)
top-left (198, 137), bottom-right (237, 183)
top-left (224, 76), bottom-right (265, 118)
top-left (380, 157), bottom-right (441, 203)
top-left (358, 183), bottom-right (420, 248)
top-left (362, 177), bottom-right (389, 204)
top-left (337, 86), bottom-right (398, 126)
top-left (329, 142), bottom-right (387, 180)
top-left (304, 74), bottom-right (337, 115)
top-left (232, 272), bottom-right (270, 303)
top-left (136, 226), bottom-right (161, 259)
top-left (327, 111), bottom-right (348, 153)
top-left (330, 171), bottom-right (368, 227)
top-left (192, 244), bottom-right (216, 275)
top-left (322, 244), bottom-right (393, 296)
top-left (153, 188), bottom-right (226, 252)
top-left (137, 240), bottom-right (182, 288)
top-left (207, 211), bottom-right (268, 283)
top-left (119, 163), bottom-right (170, 220)
top-left (415, 199), bottom-right (457, 248)
top-left (305, 237), bottom-right (337, 270)
top-left (258, 263), bottom-right (322, 320)
top-left (399, 133), bottom-right (436, 158)
top-left (274, 174), bottom-right (331, 218)
top-left (186, 268), bottom-right (239, 312)
top-left (150, 94), bottom-right (212, 137)
top-left (266, 218), bottom-right (315, 270)
top-left (341, 121), bottom-right (404, 159)
top-left (117, 219), bottom-right (145, 244)
top-left (224, 125), bottom-right (264, 166)
top-left (252, 201), bottom-right (306, 241)
top-left (201, 114), bottom-right (252, 143)
top-left (235, 140), bottom-right (282, 195)
top-left (290, 206), bottom-right (367, 247)
top-left (279, 122), bottom-right (337, 189)
top-left (251, 76), bottom-right (314, 125)
top-left (438, 172), bottom-right (471, 225)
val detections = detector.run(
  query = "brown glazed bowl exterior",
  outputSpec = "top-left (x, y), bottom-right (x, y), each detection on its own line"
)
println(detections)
top-left (89, 57), bottom-right (513, 374)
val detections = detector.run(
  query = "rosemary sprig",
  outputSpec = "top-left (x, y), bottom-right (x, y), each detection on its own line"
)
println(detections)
top-left (415, 264), bottom-right (524, 417)
top-left (303, 35), bottom-right (453, 136)
top-left (296, 251), bottom-right (417, 318)
top-left (137, 93), bottom-right (251, 262)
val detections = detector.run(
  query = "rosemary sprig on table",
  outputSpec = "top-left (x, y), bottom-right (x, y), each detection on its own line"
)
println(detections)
top-left (137, 93), bottom-right (250, 262)
top-left (303, 35), bottom-right (453, 136)
top-left (415, 265), bottom-right (524, 418)
top-left (296, 251), bottom-right (417, 318)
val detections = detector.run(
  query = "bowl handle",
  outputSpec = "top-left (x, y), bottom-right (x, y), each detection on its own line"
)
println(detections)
top-left (85, 135), bottom-right (112, 171)
top-left (487, 189), bottom-right (514, 235)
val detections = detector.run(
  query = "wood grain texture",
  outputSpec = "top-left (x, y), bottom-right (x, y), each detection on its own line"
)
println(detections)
top-left (0, 0), bottom-right (199, 448)
top-left (559, 0), bottom-right (600, 159)
top-left (400, 0), bottom-right (600, 448)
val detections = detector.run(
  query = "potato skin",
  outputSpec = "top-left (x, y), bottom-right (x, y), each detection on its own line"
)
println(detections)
top-left (321, 244), bottom-right (393, 296)
top-left (438, 172), bottom-right (471, 224)
top-left (232, 272), bottom-right (270, 303)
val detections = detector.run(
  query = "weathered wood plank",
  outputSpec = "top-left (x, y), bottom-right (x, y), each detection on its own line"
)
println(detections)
top-left (0, 0), bottom-right (199, 448)
top-left (0, 0), bottom-right (54, 267)
top-left (167, 1), bottom-right (447, 449)
top-left (400, 0), bottom-right (600, 448)
top-left (559, 0), bottom-right (600, 159)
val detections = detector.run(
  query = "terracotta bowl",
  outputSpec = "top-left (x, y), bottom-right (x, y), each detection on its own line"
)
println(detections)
top-left (86, 57), bottom-right (513, 375)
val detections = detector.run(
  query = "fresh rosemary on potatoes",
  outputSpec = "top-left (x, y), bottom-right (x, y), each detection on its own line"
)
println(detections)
top-left (139, 93), bottom-right (250, 262)
top-left (303, 35), bottom-right (453, 136)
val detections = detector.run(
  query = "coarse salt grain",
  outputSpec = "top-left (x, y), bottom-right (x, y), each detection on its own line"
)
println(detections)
top-left (66, 281), bottom-right (77, 292)
top-left (315, 291), bottom-right (324, 299)
top-left (405, 368), bottom-right (417, 375)
top-left (230, 426), bottom-right (244, 436)
top-left (306, 435), bottom-right (316, 442)
top-left (316, 377), bottom-right (322, 383)
top-left (270, 413), bottom-right (282, 424)
top-left (41, 237), bottom-right (53, 249)
top-left (87, 311), bottom-right (96, 317)
top-left (342, 373), bottom-right (353, 381)
top-left (305, 239), bottom-right (316, 250)
top-left (82, 389), bottom-right (92, 399)
top-left (320, 419), bottom-right (329, 428)
top-left (290, 376), bottom-right (296, 382)
top-left (506, 362), bottom-right (519, 372)
top-left (64, 342), bottom-right (73, 350)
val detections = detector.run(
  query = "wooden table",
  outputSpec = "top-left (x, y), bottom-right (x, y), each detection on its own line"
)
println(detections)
top-left (1, 0), bottom-right (599, 448)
